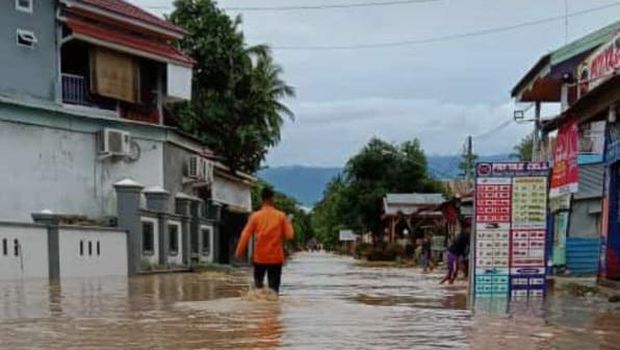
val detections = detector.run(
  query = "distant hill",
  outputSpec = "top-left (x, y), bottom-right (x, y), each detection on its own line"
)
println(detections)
top-left (427, 154), bottom-right (513, 179)
top-left (259, 154), bottom-right (511, 207)
top-left (258, 166), bottom-right (342, 207)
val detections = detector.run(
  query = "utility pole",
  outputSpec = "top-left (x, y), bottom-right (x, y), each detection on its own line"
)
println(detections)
top-left (461, 136), bottom-right (474, 181)
top-left (467, 135), bottom-right (473, 180)
top-left (532, 102), bottom-right (541, 161)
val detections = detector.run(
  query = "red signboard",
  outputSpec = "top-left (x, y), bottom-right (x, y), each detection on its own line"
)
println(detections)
top-left (550, 116), bottom-right (579, 198)
top-left (579, 32), bottom-right (620, 96)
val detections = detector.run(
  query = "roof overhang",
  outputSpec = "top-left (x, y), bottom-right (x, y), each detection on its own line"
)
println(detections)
top-left (512, 20), bottom-right (620, 103)
top-left (65, 18), bottom-right (194, 67)
top-left (60, 0), bottom-right (186, 39)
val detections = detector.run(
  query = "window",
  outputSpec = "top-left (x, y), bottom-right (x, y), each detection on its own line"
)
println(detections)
top-left (168, 224), bottom-right (179, 256)
top-left (2, 239), bottom-right (7, 256)
top-left (15, 0), bottom-right (33, 13)
top-left (96, 241), bottom-right (101, 256)
top-left (14, 239), bottom-right (20, 257)
top-left (201, 227), bottom-right (212, 256)
top-left (16, 29), bottom-right (37, 48)
top-left (88, 241), bottom-right (93, 256)
top-left (142, 221), bottom-right (155, 255)
top-left (79, 240), bottom-right (84, 256)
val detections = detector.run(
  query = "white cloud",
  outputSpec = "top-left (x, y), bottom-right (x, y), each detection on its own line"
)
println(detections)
top-left (265, 97), bottom-right (532, 166)
top-left (136, 0), bottom-right (620, 166)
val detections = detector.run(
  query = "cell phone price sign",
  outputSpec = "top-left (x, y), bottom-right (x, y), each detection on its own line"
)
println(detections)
top-left (473, 162), bottom-right (549, 300)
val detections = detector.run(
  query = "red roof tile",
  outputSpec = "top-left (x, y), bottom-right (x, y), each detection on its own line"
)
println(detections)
top-left (67, 18), bottom-right (194, 66)
top-left (79, 0), bottom-right (186, 35)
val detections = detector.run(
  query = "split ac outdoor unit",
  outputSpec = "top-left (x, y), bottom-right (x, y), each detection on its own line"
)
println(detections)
top-left (201, 158), bottom-right (214, 184)
top-left (187, 156), bottom-right (214, 182)
top-left (101, 128), bottom-right (131, 156)
top-left (187, 155), bottom-right (203, 179)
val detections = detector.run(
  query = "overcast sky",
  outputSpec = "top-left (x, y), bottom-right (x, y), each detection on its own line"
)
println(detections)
top-left (136, 0), bottom-right (620, 167)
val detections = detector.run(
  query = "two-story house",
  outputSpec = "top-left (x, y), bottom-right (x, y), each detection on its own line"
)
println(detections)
top-left (0, 0), bottom-right (254, 279)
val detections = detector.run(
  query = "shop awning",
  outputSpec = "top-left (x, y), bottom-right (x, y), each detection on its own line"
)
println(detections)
top-left (512, 19), bottom-right (620, 102)
top-left (66, 18), bottom-right (194, 67)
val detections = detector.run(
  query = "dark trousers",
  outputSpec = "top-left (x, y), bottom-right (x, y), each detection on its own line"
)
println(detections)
top-left (253, 263), bottom-right (283, 294)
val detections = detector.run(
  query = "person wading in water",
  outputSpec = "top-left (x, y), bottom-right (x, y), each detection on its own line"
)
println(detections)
top-left (235, 188), bottom-right (295, 294)
top-left (440, 226), bottom-right (470, 285)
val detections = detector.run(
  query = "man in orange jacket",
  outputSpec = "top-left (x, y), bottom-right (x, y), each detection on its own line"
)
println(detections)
top-left (235, 188), bottom-right (295, 294)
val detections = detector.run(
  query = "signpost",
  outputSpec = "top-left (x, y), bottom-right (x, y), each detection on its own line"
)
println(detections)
top-left (472, 162), bottom-right (549, 302)
top-left (339, 230), bottom-right (356, 242)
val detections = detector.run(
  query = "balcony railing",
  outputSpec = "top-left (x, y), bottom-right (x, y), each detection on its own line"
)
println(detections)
top-left (62, 73), bottom-right (88, 105)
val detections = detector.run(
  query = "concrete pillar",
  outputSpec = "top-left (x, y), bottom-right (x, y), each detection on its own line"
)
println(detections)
top-left (159, 216), bottom-right (168, 268)
top-left (32, 210), bottom-right (61, 281)
top-left (114, 178), bottom-right (144, 276)
top-left (176, 194), bottom-right (192, 267)
top-left (144, 186), bottom-right (170, 213)
top-left (144, 187), bottom-right (170, 267)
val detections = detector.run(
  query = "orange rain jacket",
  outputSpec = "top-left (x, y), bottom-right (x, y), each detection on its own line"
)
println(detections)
top-left (235, 204), bottom-right (295, 264)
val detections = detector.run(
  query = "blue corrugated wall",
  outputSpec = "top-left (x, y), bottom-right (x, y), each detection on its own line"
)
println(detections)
top-left (566, 237), bottom-right (600, 275)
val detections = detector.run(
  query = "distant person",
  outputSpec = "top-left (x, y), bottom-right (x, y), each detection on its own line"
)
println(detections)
top-left (440, 227), bottom-right (470, 285)
top-left (235, 188), bottom-right (295, 294)
top-left (421, 235), bottom-right (433, 273)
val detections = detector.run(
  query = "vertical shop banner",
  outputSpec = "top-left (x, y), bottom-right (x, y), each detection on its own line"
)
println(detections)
top-left (473, 162), bottom-right (549, 301)
top-left (550, 116), bottom-right (579, 198)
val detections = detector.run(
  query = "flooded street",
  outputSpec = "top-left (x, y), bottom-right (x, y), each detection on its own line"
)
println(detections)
top-left (2, 252), bottom-right (620, 349)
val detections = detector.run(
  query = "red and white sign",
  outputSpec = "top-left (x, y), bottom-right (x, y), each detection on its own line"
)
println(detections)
top-left (550, 116), bottom-right (579, 198)
top-left (475, 178), bottom-right (512, 223)
top-left (579, 32), bottom-right (620, 96)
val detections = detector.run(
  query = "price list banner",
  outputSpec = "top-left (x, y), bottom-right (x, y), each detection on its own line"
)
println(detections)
top-left (473, 162), bottom-right (549, 300)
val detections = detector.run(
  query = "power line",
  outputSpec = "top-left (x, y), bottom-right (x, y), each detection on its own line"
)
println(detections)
top-left (273, 1), bottom-right (620, 50)
top-left (141, 0), bottom-right (438, 11)
top-left (224, 0), bottom-right (438, 11)
top-left (473, 119), bottom-right (513, 140)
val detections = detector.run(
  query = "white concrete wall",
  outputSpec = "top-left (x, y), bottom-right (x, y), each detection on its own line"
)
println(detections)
top-left (0, 225), bottom-right (48, 280)
top-left (167, 221), bottom-right (183, 266)
top-left (141, 217), bottom-right (159, 266)
top-left (212, 175), bottom-right (252, 213)
top-left (0, 120), bottom-right (164, 221)
top-left (199, 224), bottom-right (214, 264)
top-left (58, 227), bottom-right (127, 278)
top-left (166, 63), bottom-right (192, 101)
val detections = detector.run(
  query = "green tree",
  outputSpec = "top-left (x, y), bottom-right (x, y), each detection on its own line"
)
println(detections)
top-left (512, 133), bottom-right (534, 161)
top-left (312, 177), bottom-right (349, 249)
top-left (169, 0), bottom-right (294, 173)
top-left (312, 137), bottom-right (443, 246)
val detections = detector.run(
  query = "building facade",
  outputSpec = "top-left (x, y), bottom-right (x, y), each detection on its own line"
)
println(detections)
top-left (0, 0), bottom-right (254, 280)
top-left (512, 20), bottom-right (620, 280)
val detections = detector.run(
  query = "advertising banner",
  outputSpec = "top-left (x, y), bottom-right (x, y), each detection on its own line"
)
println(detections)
top-left (550, 116), bottom-right (579, 198)
top-left (473, 162), bottom-right (549, 301)
top-left (578, 31), bottom-right (620, 97)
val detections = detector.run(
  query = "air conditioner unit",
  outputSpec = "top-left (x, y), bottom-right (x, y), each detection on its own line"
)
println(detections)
top-left (201, 158), bottom-right (214, 184)
top-left (187, 155), bottom-right (203, 179)
top-left (101, 129), bottom-right (131, 156)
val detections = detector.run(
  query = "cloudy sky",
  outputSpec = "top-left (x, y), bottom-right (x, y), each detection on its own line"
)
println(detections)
top-left (136, 0), bottom-right (620, 166)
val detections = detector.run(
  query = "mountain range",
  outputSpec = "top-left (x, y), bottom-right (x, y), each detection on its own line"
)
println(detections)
top-left (259, 154), bottom-right (511, 207)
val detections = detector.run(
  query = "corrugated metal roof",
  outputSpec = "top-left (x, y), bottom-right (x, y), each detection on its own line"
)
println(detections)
top-left (574, 163), bottom-right (605, 200)
top-left (385, 193), bottom-right (445, 205)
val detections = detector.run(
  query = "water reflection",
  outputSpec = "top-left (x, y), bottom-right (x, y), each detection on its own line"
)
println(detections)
top-left (1, 252), bottom-right (620, 349)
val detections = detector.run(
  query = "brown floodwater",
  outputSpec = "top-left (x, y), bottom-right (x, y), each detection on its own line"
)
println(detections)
top-left (2, 252), bottom-right (620, 349)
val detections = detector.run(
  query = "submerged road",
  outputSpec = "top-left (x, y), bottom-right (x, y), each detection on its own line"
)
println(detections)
top-left (1, 252), bottom-right (620, 349)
